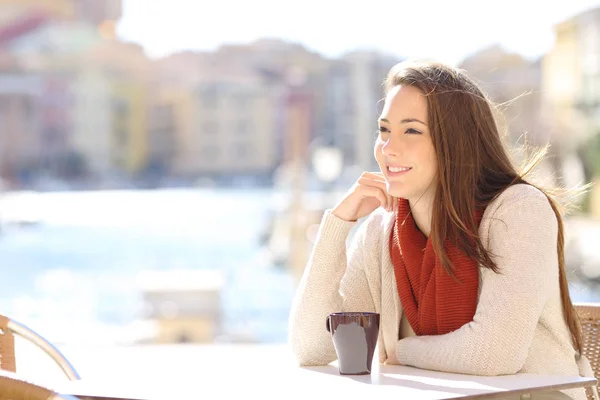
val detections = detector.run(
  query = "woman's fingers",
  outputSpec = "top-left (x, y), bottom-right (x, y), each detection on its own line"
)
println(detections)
top-left (360, 171), bottom-right (387, 182)
top-left (357, 173), bottom-right (397, 212)
top-left (356, 185), bottom-right (388, 210)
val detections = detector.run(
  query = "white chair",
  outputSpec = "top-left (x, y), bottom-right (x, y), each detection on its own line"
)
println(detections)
top-left (0, 314), bottom-right (80, 380)
top-left (575, 303), bottom-right (600, 400)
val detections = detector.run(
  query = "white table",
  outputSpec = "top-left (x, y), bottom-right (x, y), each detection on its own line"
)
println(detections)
top-left (39, 344), bottom-right (596, 400)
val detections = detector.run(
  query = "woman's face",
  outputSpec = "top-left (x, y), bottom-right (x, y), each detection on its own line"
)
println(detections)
top-left (374, 84), bottom-right (437, 203)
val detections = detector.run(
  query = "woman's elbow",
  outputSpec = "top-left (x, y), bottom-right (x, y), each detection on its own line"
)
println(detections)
top-left (290, 346), bottom-right (335, 367)
top-left (475, 351), bottom-right (525, 376)
top-left (288, 336), bottom-right (336, 367)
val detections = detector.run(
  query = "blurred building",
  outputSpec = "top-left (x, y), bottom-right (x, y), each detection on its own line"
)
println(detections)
top-left (74, 0), bottom-right (121, 28)
top-left (458, 46), bottom-right (569, 190)
top-left (146, 52), bottom-right (206, 182)
top-left (543, 6), bottom-right (600, 216)
top-left (149, 51), bottom-right (282, 184)
top-left (325, 51), bottom-right (400, 173)
top-left (0, 0), bottom-right (153, 184)
top-left (23, 34), bottom-right (151, 182)
top-left (0, 0), bottom-right (121, 23)
top-left (146, 39), bottom-right (333, 186)
top-left (84, 40), bottom-right (150, 178)
top-left (214, 40), bottom-right (328, 184)
top-left (146, 86), bottom-right (184, 180)
top-left (0, 0), bottom-right (121, 41)
top-left (0, 55), bottom-right (41, 181)
top-left (190, 78), bottom-right (279, 183)
top-left (0, 3), bottom-right (88, 182)
top-left (321, 59), bottom-right (355, 165)
top-left (0, 0), bottom-right (74, 22)
top-left (543, 8), bottom-right (600, 144)
top-left (460, 45), bottom-right (545, 146)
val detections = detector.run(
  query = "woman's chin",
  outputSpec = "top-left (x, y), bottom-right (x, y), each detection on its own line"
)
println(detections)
top-left (386, 184), bottom-right (408, 199)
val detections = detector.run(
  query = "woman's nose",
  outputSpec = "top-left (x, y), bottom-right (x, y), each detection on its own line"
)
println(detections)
top-left (381, 136), bottom-right (400, 157)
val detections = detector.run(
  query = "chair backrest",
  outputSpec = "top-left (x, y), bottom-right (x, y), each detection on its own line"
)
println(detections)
top-left (0, 314), bottom-right (80, 380)
top-left (575, 303), bottom-right (600, 400)
top-left (0, 315), bottom-right (17, 373)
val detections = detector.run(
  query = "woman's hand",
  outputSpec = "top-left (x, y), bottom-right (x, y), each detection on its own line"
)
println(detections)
top-left (332, 172), bottom-right (397, 222)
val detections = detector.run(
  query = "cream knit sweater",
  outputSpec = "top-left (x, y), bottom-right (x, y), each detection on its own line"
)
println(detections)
top-left (288, 184), bottom-right (595, 400)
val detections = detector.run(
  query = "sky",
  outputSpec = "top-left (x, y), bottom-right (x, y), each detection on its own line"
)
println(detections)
top-left (116, 0), bottom-right (600, 65)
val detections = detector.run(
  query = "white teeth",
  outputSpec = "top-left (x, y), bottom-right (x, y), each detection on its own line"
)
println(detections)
top-left (389, 166), bottom-right (411, 173)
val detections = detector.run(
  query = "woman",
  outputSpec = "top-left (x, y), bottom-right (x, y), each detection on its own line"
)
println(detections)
top-left (288, 61), bottom-right (595, 400)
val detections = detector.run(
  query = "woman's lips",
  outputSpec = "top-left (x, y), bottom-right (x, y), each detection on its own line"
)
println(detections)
top-left (386, 166), bottom-right (412, 177)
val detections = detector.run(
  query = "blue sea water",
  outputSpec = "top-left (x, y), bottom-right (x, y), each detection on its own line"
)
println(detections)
top-left (0, 188), bottom-right (295, 345)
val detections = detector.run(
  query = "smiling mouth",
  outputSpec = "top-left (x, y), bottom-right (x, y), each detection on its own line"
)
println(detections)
top-left (387, 166), bottom-right (412, 175)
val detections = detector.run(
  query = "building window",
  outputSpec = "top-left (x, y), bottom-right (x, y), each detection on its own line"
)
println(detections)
top-left (236, 119), bottom-right (252, 135)
top-left (155, 105), bottom-right (173, 130)
top-left (202, 120), bottom-right (217, 135)
top-left (113, 98), bottom-right (129, 129)
top-left (200, 87), bottom-right (218, 108)
top-left (236, 92), bottom-right (251, 108)
top-left (202, 146), bottom-right (219, 161)
top-left (118, 129), bottom-right (128, 145)
top-left (234, 143), bottom-right (251, 159)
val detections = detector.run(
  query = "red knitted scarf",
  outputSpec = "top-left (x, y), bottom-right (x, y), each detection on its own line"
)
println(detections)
top-left (389, 198), bottom-right (483, 336)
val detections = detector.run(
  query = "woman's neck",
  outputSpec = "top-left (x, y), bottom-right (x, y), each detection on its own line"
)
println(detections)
top-left (409, 194), bottom-right (434, 238)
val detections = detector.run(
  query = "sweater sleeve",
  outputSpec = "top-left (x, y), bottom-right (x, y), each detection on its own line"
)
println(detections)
top-left (395, 195), bottom-right (558, 375)
top-left (288, 210), bottom-right (380, 366)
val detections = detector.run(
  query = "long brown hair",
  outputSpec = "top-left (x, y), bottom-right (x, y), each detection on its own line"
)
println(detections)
top-left (384, 60), bottom-right (585, 354)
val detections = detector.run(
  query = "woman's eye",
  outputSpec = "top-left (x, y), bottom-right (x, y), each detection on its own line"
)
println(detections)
top-left (378, 126), bottom-right (390, 133)
top-left (405, 128), bottom-right (421, 134)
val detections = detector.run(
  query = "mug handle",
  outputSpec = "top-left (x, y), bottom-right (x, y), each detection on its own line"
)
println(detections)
top-left (326, 316), bottom-right (331, 332)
